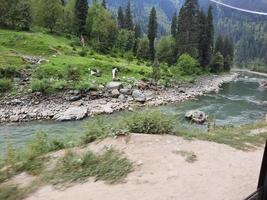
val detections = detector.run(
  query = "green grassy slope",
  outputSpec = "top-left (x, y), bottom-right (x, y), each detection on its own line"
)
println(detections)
top-left (0, 29), bottom-right (152, 95)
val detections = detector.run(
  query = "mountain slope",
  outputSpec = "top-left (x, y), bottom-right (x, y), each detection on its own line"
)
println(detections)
top-left (105, 0), bottom-right (267, 66)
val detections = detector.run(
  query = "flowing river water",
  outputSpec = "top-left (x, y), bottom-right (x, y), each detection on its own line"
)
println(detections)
top-left (0, 72), bottom-right (266, 152)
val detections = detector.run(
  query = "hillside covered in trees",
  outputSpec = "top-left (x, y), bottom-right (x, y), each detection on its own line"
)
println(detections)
top-left (0, 0), bottom-right (234, 96)
top-left (106, 0), bottom-right (267, 70)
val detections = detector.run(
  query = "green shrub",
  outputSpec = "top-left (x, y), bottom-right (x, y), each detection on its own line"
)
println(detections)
top-left (0, 78), bottom-right (13, 93)
top-left (66, 65), bottom-right (81, 82)
top-left (0, 66), bottom-right (20, 78)
top-left (171, 54), bottom-right (201, 77)
top-left (31, 79), bottom-right (50, 93)
top-left (24, 132), bottom-right (50, 160)
top-left (49, 149), bottom-right (133, 184)
top-left (81, 118), bottom-right (110, 144)
top-left (78, 50), bottom-right (87, 57)
top-left (123, 111), bottom-right (174, 134)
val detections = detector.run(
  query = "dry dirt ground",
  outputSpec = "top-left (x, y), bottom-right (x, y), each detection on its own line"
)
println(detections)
top-left (25, 134), bottom-right (264, 200)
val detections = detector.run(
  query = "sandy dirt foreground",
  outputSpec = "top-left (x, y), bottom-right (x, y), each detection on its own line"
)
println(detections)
top-left (25, 135), bottom-right (264, 200)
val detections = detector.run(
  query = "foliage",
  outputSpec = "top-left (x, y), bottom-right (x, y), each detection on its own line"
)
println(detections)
top-left (124, 1), bottom-right (134, 31)
top-left (177, 0), bottom-right (200, 59)
top-left (87, 3), bottom-right (117, 53)
top-left (0, 66), bottom-right (20, 78)
top-left (156, 36), bottom-right (176, 65)
top-left (115, 29), bottom-right (135, 52)
top-left (38, 0), bottom-right (63, 32)
top-left (136, 38), bottom-right (150, 60)
top-left (210, 52), bottom-right (224, 73)
top-left (48, 149), bottom-right (133, 184)
top-left (74, 0), bottom-right (88, 35)
top-left (123, 111), bottom-right (174, 134)
top-left (147, 7), bottom-right (157, 60)
top-left (0, 78), bottom-right (13, 93)
top-left (0, 0), bottom-right (32, 30)
top-left (172, 54), bottom-right (201, 77)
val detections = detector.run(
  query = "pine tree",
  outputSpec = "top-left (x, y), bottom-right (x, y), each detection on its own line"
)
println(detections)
top-left (177, 0), bottom-right (200, 58)
top-left (171, 12), bottom-right (177, 38)
top-left (74, 0), bottom-right (88, 35)
top-left (198, 10), bottom-right (209, 67)
top-left (147, 7), bottom-right (157, 61)
top-left (117, 6), bottom-right (124, 29)
top-left (133, 24), bottom-right (141, 55)
top-left (207, 6), bottom-right (214, 53)
top-left (102, 0), bottom-right (107, 9)
top-left (124, 1), bottom-right (134, 31)
top-left (215, 35), bottom-right (224, 54)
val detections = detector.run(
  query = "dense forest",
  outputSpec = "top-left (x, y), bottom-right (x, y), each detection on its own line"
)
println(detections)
top-left (106, 0), bottom-right (267, 69)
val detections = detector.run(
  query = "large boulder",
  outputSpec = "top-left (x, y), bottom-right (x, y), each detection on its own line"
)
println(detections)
top-left (185, 110), bottom-right (208, 124)
top-left (106, 82), bottom-right (122, 90)
top-left (54, 107), bottom-right (87, 121)
top-left (132, 90), bottom-right (146, 102)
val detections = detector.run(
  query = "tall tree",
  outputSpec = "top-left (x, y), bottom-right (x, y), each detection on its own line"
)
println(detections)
top-left (171, 12), bottom-right (177, 38)
top-left (39, 0), bottom-right (63, 33)
top-left (86, 3), bottom-right (117, 53)
top-left (207, 6), bottom-right (214, 53)
top-left (117, 6), bottom-right (124, 29)
top-left (215, 35), bottom-right (224, 54)
top-left (14, 0), bottom-right (33, 30)
top-left (147, 7), bottom-right (157, 61)
top-left (133, 23), bottom-right (141, 55)
top-left (74, 0), bottom-right (88, 35)
top-left (177, 0), bottom-right (200, 58)
top-left (124, 1), bottom-right (134, 31)
top-left (102, 0), bottom-right (107, 9)
top-left (198, 10), bottom-right (209, 67)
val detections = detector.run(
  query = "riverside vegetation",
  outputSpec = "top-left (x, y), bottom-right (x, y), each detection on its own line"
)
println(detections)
top-left (0, 0), bottom-right (265, 199)
top-left (0, 110), bottom-right (267, 200)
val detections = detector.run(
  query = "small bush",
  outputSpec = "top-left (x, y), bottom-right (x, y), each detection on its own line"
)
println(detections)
top-left (171, 54), bottom-right (201, 77)
top-left (81, 118), bottom-right (110, 144)
top-left (0, 185), bottom-right (20, 200)
top-left (66, 65), bottom-right (81, 82)
top-left (78, 50), bottom-right (87, 57)
top-left (31, 79), bottom-right (50, 93)
top-left (0, 78), bottom-right (13, 93)
top-left (0, 66), bottom-right (20, 78)
top-left (49, 149), bottom-right (133, 185)
top-left (122, 111), bottom-right (174, 134)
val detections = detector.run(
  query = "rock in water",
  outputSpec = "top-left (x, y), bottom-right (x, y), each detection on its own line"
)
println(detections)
top-left (106, 82), bottom-right (122, 90)
top-left (132, 90), bottom-right (146, 102)
top-left (260, 80), bottom-right (267, 89)
top-left (54, 107), bottom-right (87, 121)
top-left (185, 110), bottom-right (208, 124)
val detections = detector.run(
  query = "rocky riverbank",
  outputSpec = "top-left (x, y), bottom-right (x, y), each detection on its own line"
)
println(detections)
top-left (0, 73), bottom-right (238, 124)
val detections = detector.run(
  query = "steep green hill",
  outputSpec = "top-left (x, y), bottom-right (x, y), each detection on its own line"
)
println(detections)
top-left (0, 29), bottom-right (151, 95)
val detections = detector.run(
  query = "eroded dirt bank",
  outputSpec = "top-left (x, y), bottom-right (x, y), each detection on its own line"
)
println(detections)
top-left (25, 134), bottom-right (263, 200)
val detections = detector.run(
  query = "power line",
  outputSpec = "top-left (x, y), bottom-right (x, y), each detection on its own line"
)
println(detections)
top-left (209, 0), bottom-right (267, 16)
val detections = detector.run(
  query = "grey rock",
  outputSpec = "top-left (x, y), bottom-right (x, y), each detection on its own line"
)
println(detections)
top-left (10, 115), bottom-right (19, 122)
top-left (144, 91), bottom-right (155, 101)
top-left (120, 88), bottom-right (132, 95)
top-left (185, 110), bottom-right (207, 124)
top-left (106, 82), bottom-right (122, 90)
top-left (118, 94), bottom-right (126, 102)
top-left (54, 107), bottom-right (87, 121)
top-left (132, 90), bottom-right (146, 102)
top-left (110, 89), bottom-right (120, 98)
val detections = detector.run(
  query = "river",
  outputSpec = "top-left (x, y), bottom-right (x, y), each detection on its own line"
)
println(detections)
top-left (0, 72), bottom-right (266, 152)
